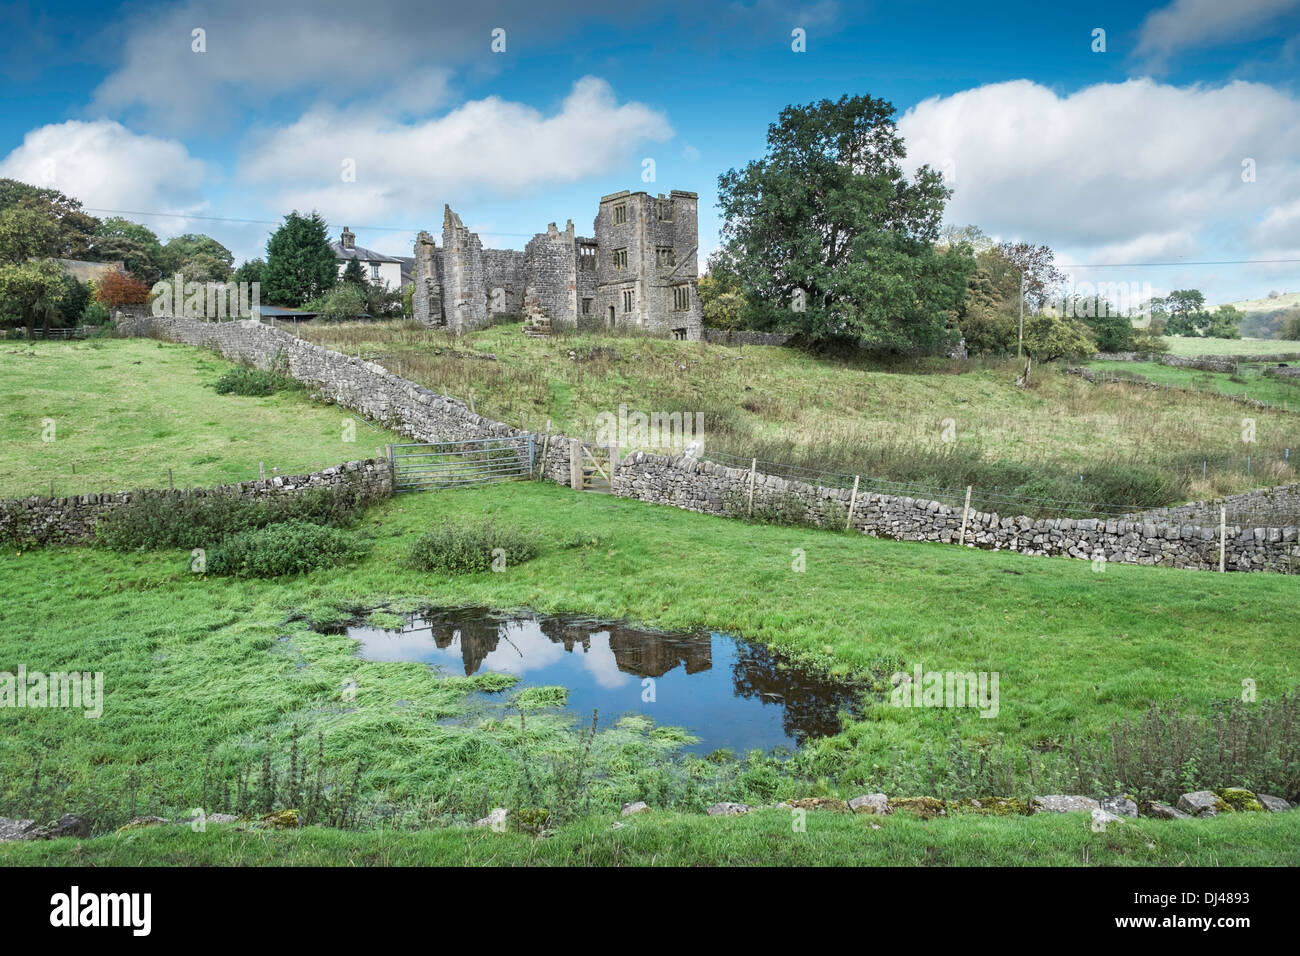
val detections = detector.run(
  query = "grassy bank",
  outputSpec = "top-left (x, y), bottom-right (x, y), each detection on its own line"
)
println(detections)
top-left (2, 481), bottom-right (1297, 852)
top-left (1086, 360), bottom-right (1300, 409)
top-left (0, 338), bottom-right (404, 498)
top-left (295, 321), bottom-right (1299, 507)
top-left (5, 809), bottom-right (1298, 866)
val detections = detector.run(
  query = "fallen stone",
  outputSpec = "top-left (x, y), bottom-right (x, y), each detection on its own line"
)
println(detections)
top-left (1257, 794), bottom-right (1293, 813)
top-left (786, 797), bottom-right (850, 813)
top-left (1139, 801), bottom-right (1190, 820)
top-left (706, 802), bottom-right (753, 817)
top-left (475, 808), bottom-right (509, 829)
top-left (1090, 807), bottom-right (1124, 831)
top-left (258, 809), bottom-right (301, 829)
top-left (1177, 791), bottom-right (1227, 817)
top-left (0, 818), bottom-right (38, 842)
top-left (848, 793), bottom-right (891, 815)
top-left (32, 814), bottom-right (90, 840)
top-left (891, 797), bottom-right (946, 819)
top-left (1100, 794), bottom-right (1139, 818)
top-left (621, 801), bottom-right (649, 817)
top-left (1032, 795), bottom-right (1100, 814)
top-left (1215, 787), bottom-right (1264, 812)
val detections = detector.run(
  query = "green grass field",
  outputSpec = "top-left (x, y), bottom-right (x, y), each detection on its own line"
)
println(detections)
top-left (0, 338), bottom-right (404, 498)
top-left (2, 480), bottom-right (1297, 864)
top-left (1086, 359), bottom-right (1300, 409)
top-left (6, 810), bottom-right (1298, 867)
top-left (3, 336), bottom-right (1298, 866)
top-left (1161, 336), bottom-right (1300, 357)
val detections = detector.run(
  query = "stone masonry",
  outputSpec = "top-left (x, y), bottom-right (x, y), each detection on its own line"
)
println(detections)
top-left (411, 189), bottom-right (703, 339)
top-left (99, 315), bottom-right (1300, 573)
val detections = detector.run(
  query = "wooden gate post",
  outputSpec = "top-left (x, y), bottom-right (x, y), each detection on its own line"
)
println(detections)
top-left (610, 442), bottom-right (620, 487)
top-left (570, 441), bottom-right (582, 490)
top-left (748, 458), bottom-right (757, 516)
top-left (845, 475), bottom-right (860, 531)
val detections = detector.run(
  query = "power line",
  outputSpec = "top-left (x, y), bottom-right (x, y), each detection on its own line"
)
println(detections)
top-left (1055, 257), bottom-right (1300, 265)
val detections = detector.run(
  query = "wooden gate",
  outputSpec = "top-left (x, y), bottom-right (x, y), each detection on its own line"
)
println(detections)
top-left (569, 442), bottom-right (618, 493)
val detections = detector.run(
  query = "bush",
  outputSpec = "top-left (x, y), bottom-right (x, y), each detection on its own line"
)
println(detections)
top-left (214, 365), bottom-right (293, 396)
top-left (408, 520), bottom-right (541, 574)
top-left (206, 520), bottom-right (368, 577)
top-left (81, 300), bottom-right (111, 327)
top-left (97, 478), bottom-right (370, 551)
top-left (305, 284), bottom-right (367, 323)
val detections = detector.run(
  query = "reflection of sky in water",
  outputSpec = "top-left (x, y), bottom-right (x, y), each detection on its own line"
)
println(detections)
top-left (349, 612), bottom-right (863, 754)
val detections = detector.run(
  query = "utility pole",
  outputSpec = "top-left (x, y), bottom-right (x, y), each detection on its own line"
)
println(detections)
top-left (1017, 271), bottom-right (1026, 358)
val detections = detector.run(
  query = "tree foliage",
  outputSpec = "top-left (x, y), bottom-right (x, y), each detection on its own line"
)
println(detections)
top-left (715, 94), bottom-right (973, 350)
top-left (264, 211), bottom-right (337, 307)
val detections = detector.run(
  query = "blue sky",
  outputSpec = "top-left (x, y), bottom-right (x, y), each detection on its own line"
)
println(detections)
top-left (2, 0), bottom-right (1299, 304)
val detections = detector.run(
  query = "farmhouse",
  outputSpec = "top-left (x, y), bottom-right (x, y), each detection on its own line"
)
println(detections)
top-left (411, 189), bottom-right (703, 340)
top-left (331, 227), bottom-right (403, 289)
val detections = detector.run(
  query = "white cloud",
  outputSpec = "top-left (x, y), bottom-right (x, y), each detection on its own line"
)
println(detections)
top-left (898, 78), bottom-right (1300, 252)
top-left (0, 119), bottom-right (209, 234)
top-left (239, 77), bottom-right (673, 224)
top-left (1135, 0), bottom-right (1300, 68)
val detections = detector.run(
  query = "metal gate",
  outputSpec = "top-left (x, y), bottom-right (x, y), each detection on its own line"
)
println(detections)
top-left (388, 435), bottom-right (535, 491)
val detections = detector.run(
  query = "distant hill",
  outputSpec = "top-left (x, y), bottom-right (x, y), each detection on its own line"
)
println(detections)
top-left (1210, 291), bottom-right (1300, 339)
top-left (1214, 291), bottom-right (1300, 313)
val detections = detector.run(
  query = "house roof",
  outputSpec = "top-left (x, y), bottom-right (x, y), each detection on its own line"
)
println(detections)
top-left (330, 240), bottom-right (402, 264)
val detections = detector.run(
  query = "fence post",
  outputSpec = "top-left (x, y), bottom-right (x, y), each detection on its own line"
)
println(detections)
top-left (259, 461), bottom-right (265, 480)
top-left (959, 485), bottom-right (973, 547)
top-left (539, 420), bottom-right (552, 482)
top-left (748, 458), bottom-right (757, 516)
top-left (1219, 506), bottom-right (1227, 573)
top-left (168, 468), bottom-right (174, 490)
top-left (528, 433), bottom-right (536, 477)
top-left (610, 442), bottom-right (620, 487)
top-left (570, 441), bottom-right (582, 491)
top-left (846, 475), bottom-right (860, 531)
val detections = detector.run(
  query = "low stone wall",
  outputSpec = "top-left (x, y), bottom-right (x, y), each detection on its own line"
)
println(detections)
top-left (614, 451), bottom-right (1299, 572)
top-left (1125, 483), bottom-right (1300, 528)
top-left (1064, 365), bottom-right (1279, 410)
top-left (702, 329), bottom-right (794, 347)
top-left (117, 315), bottom-right (1298, 573)
top-left (0, 458), bottom-right (392, 545)
top-left (1094, 350), bottom-right (1300, 373)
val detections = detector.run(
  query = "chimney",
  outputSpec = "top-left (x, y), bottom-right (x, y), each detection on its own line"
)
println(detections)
top-left (341, 226), bottom-right (355, 251)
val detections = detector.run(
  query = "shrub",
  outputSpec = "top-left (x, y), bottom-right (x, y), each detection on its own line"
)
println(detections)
top-left (213, 365), bottom-right (293, 396)
top-left (305, 284), bottom-right (367, 323)
top-left (81, 300), bottom-right (111, 327)
top-left (97, 477), bottom-right (370, 551)
top-left (94, 271), bottom-right (151, 307)
top-left (205, 520), bottom-right (368, 577)
top-left (408, 520), bottom-right (541, 574)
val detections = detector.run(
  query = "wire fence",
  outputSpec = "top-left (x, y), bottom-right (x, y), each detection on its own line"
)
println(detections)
top-left (699, 448), bottom-right (1300, 528)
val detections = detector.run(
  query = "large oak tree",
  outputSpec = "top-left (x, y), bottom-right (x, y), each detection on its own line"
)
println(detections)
top-left (714, 95), bottom-right (974, 350)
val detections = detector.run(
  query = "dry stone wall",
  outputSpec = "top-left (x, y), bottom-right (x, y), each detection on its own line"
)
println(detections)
top-left (113, 315), bottom-right (1298, 573)
top-left (0, 458), bottom-right (391, 546)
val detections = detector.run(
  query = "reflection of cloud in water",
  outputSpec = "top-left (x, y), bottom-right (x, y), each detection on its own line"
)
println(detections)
top-left (579, 631), bottom-right (633, 690)
top-left (348, 609), bottom-right (866, 753)
top-left (470, 620), bottom-right (567, 677)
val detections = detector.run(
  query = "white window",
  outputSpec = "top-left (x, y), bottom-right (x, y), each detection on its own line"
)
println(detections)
top-left (370, 263), bottom-right (381, 280)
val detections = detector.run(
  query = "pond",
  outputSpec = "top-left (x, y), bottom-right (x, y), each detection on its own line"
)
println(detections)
top-left (348, 608), bottom-right (866, 754)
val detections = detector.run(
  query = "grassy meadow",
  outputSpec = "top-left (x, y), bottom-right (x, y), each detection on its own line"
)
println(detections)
top-left (0, 338), bottom-right (404, 498)
top-left (2, 480), bottom-right (1298, 864)
top-left (296, 321), bottom-right (1299, 510)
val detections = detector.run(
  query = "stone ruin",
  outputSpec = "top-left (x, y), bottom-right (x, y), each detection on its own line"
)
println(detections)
top-left (411, 189), bottom-right (702, 340)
